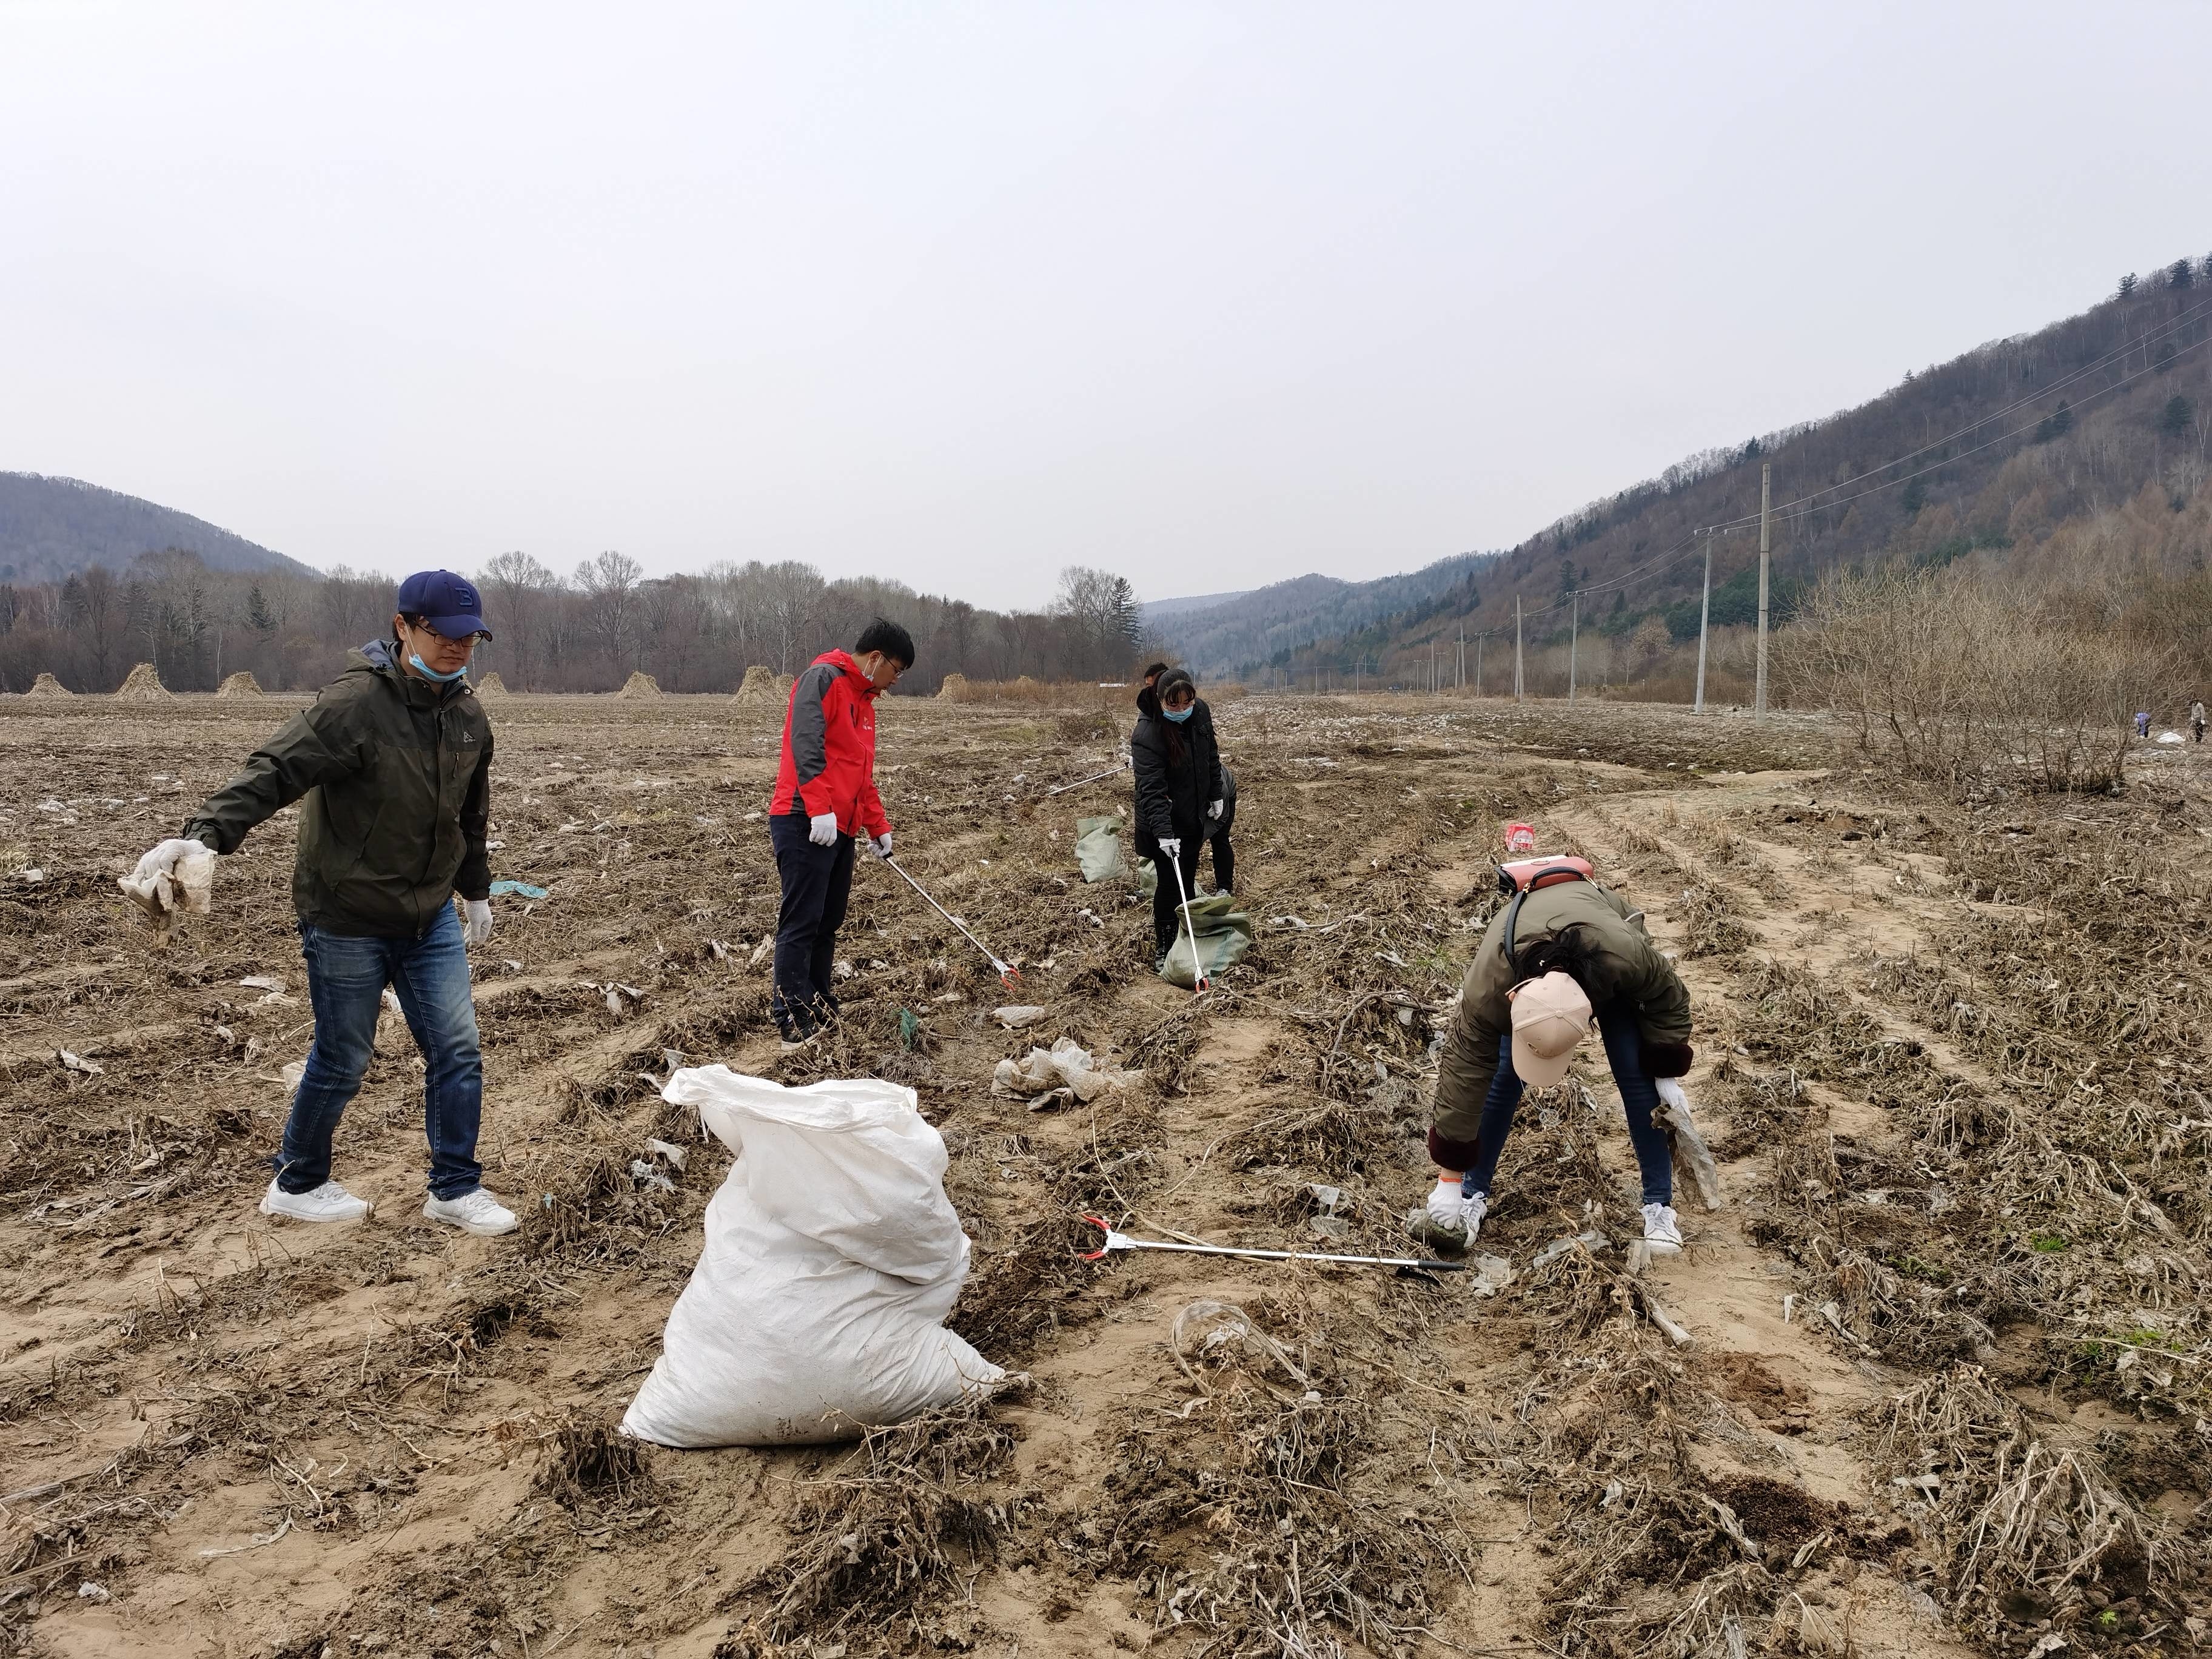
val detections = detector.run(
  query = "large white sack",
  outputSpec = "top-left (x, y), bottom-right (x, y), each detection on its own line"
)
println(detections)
top-left (622, 1066), bottom-right (1003, 1447)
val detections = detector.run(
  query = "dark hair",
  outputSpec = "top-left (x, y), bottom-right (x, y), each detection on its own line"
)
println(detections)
top-left (855, 617), bottom-right (916, 668)
top-left (1156, 668), bottom-right (1196, 705)
top-left (1153, 668), bottom-right (1198, 763)
top-left (1512, 925), bottom-right (1595, 988)
top-left (1141, 660), bottom-right (1170, 685)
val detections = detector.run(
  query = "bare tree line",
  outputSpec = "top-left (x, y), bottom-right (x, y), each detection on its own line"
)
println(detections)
top-left (0, 551), bottom-right (1147, 695)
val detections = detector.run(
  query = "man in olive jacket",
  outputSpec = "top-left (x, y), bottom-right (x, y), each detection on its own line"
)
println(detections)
top-left (1426, 870), bottom-right (1695, 1254)
top-left (124, 571), bottom-right (516, 1236)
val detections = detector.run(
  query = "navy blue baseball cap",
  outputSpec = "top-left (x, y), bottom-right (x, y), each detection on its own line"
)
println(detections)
top-left (394, 570), bottom-right (492, 640)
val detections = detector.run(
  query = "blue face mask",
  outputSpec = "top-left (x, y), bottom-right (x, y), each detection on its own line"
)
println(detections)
top-left (409, 654), bottom-right (468, 683)
top-left (1163, 704), bottom-right (1193, 724)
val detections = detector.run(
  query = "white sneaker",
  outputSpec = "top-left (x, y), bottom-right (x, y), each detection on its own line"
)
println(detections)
top-left (260, 1178), bottom-right (371, 1224)
top-left (1464, 1190), bottom-right (1489, 1241)
top-left (1642, 1201), bottom-right (1684, 1256)
top-left (423, 1188), bottom-right (519, 1237)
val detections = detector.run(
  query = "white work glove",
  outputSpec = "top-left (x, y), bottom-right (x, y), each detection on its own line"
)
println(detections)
top-left (808, 811), bottom-right (840, 847)
top-left (1159, 836), bottom-right (1182, 859)
top-left (1424, 1180), bottom-right (1466, 1230)
top-left (461, 897), bottom-right (494, 948)
top-left (1654, 1077), bottom-right (1690, 1112)
top-left (118, 837), bottom-right (216, 929)
top-left (1208, 798), bottom-right (1224, 821)
top-left (871, 831), bottom-right (893, 860)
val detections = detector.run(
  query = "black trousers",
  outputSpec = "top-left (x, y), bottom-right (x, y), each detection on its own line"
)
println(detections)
top-left (769, 811), bottom-right (854, 1036)
top-left (1142, 834), bottom-right (1206, 960)
top-left (1208, 796), bottom-right (1236, 894)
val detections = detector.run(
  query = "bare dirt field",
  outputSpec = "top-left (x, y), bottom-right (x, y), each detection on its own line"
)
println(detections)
top-left (3, 689), bottom-right (2209, 1659)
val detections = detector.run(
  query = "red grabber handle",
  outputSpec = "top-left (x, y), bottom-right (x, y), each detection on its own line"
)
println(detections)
top-left (1079, 1214), bottom-right (1113, 1261)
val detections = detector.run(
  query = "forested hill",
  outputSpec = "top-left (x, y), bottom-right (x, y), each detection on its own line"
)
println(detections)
top-left (1156, 258), bottom-right (2212, 688)
top-left (0, 473), bottom-right (317, 585)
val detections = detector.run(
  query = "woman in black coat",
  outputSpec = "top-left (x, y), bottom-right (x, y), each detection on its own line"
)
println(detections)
top-left (1131, 668), bottom-right (1227, 967)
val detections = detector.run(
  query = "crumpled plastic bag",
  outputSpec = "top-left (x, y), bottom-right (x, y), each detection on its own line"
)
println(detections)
top-left (117, 840), bottom-right (216, 942)
top-left (990, 1037), bottom-right (1141, 1105)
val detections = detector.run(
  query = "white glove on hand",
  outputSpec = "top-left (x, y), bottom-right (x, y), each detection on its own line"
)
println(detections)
top-left (871, 831), bottom-right (893, 860)
top-left (1424, 1181), bottom-right (1466, 1231)
top-left (808, 811), bottom-right (840, 847)
top-left (1208, 798), bottom-right (1225, 821)
top-left (118, 837), bottom-right (216, 931)
top-left (1159, 836), bottom-right (1182, 859)
top-left (1654, 1077), bottom-right (1690, 1112)
top-left (461, 897), bottom-right (494, 948)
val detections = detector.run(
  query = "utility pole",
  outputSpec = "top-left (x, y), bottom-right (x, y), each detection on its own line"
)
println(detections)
top-left (1457, 631), bottom-right (1465, 691)
top-left (1755, 462), bottom-right (1771, 720)
top-left (1693, 530), bottom-right (1712, 715)
top-left (1475, 635), bottom-right (1483, 697)
top-left (1513, 596), bottom-right (1524, 701)
top-left (1567, 594), bottom-right (1579, 703)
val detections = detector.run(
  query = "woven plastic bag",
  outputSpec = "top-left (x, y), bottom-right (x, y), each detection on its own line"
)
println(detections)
top-left (1160, 892), bottom-right (1255, 989)
top-left (622, 1067), bottom-right (1002, 1447)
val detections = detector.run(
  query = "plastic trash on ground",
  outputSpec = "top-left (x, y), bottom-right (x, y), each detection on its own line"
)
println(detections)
top-left (990, 1037), bottom-right (1141, 1105)
top-left (116, 842), bottom-right (215, 943)
top-left (622, 1067), bottom-right (1002, 1447)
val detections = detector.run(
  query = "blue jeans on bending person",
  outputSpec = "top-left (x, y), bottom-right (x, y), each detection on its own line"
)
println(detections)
top-left (769, 810), bottom-right (855, 1039)
top-left (1460, 1000), bottom-right (1674, 1207)
top-left (276, 899), bottom-right (484, 1201)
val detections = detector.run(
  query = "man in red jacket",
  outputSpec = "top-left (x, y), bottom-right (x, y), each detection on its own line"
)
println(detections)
top-left (768, 618), bottom-right (915, 1045)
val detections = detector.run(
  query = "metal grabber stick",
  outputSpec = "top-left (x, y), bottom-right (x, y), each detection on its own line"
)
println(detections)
top-left (881, 853), bottom-right (1019, 988)
top-left (1165, 842), bottom-right (1209, 991)
top-left (1081, 1216), bottom-right (1466, 1273)
top-left (1047, 759), bottom-right (1126, 796)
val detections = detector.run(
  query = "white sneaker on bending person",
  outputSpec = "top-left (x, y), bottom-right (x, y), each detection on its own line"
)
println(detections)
top-left (260, 1177), bottom-right (372, 1224)
top-left (1641, 1201), bottom-right (1683, 1256)
top-left (423, 1188), bottom-right (519, 1236)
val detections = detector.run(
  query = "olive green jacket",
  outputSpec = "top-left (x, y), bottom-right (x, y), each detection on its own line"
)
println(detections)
top-left (1432, 877), bottom-right (1690, 1141)
top-left (182, 641), bottom-right (493, 937)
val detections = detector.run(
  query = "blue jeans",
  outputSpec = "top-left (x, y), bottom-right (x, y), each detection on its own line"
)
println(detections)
top-left (769, 811), bottom-right (854, 1038)
top-left (1461, 1000), bottom-right (1674, 1207)
top-left (275, 900), bottom-right (485, 1200)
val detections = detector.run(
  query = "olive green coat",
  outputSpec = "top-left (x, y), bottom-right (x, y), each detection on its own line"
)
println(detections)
top-left (1432, 877), bottom-right (1690, 1141)
top-left (182, 641), bottom-right (493, 937)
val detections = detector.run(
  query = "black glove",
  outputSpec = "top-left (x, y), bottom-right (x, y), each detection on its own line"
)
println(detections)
top-left (1640, 1040), bottom-right (1694, 1079)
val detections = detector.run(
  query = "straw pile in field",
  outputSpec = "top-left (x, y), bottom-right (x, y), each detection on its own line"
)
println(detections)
top-left (115, 663), bottom-right (174, 700)
top-left (733, 665), bottom-right (782, 705)
top-left (474, 672), bottom-right (508, 698)
top-left (937, 672), bottom-right (970, 702)
top-left (215, 671), bottom-right (264, 698)
top-left (617, 671), bottom-right (663, 699)
top-left (22, 672), bottom-right (72, 699)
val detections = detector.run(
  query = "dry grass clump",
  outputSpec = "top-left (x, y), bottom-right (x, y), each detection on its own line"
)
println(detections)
top-left (750, 1387), bottom-right (1026, 1645)
top-left (215, 671), bottom-right (264, 697)
top-left (538, 1416), bottom-right (652, 1507)
top-left (617, 670), bottom-right (663, 699)
top-left (22, 670), bottom-right (72, 697)
top-left (113, 662), bottom-right (172, 700)
top-left (1094, 1313), bottom-right (1445, 1658)
top-left (1671, 882), bottom-right (1755, 958)
top-left (1876, 1366), bottom-right (2181, 1635)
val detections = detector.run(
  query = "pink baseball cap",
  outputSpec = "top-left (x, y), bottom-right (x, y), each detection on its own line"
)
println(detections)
top-left (1509, 971), bottom-right (1592, 1087)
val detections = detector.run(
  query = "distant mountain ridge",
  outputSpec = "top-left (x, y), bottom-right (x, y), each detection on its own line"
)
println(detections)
top-left (1152, 258), bottom-right (2212, 688)
top-left (0, 472), bottom-right (317, 585)
top-left (1148, 554), bottom-right (1489, 679)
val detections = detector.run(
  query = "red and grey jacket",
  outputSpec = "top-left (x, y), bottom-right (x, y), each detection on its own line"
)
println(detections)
top-left (770, 648), bottom-right (891, 837)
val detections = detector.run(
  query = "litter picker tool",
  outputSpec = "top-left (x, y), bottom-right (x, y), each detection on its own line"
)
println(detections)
top-left (1082, 1216), bottom-right (1465, 1273)
top-left (1165, 846), bottom-right (1209, 991)
top-left (1047, 759), bottom-right (1126, 796)
top-left (880, 854), bottom-right (1019, 988)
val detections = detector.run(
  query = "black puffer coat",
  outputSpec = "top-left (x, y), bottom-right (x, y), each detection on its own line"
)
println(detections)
top-left (1131, 683), bottom-right (1225, 851)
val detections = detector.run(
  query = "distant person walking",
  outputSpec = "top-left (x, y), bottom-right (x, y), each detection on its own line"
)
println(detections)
top-left (768, 618), bottom-right (914, 1047)
top-left (2193, 700), bottom-right (2206, 743)
top-left (2137, 709), bottom-right (2153, 739)
top-left (1131, 667), bottom-right (1226, 970)
top-left (121, 571), bottom-right (515, 1236)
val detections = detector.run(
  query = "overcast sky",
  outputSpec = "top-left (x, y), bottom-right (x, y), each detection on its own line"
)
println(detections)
top-left (5, 2), bottom-right (2210, 609)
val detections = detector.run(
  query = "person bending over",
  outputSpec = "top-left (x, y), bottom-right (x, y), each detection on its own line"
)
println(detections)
top-left (1424, 868), bottom-right (1694, 1255)
top-left (767, 617), bottom-right (913, 1046)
